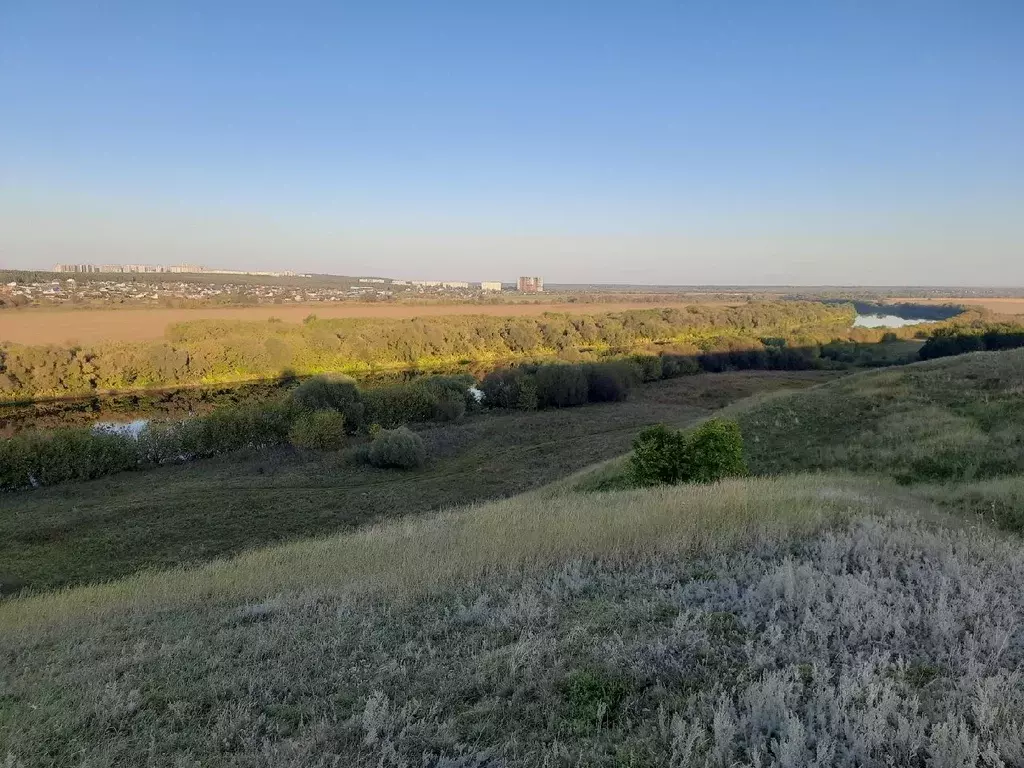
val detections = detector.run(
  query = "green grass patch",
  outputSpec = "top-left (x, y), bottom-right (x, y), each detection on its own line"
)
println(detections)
top-left (0, 371), bottom-right (836, 595)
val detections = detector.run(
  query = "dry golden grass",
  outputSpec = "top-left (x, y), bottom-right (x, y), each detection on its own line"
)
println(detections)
top-left (0, 301), bottom-right (731, 345)
top-left (0, 473), bottom-right (889, 633)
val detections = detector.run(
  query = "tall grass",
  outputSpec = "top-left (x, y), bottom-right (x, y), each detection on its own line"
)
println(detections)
top-left (0, 473), bottom-right (887, 632)
top-left (4, 480), bottom-right (1022, 766)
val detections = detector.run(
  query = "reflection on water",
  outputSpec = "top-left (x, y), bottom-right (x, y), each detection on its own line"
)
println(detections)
top-left (92, 419), bottom-right (150, 438)
top-left (853, 314), bottom-right (938, 329)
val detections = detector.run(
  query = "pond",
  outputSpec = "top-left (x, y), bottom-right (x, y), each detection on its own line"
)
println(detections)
top-left (853, 314), bottom-right (939, 329)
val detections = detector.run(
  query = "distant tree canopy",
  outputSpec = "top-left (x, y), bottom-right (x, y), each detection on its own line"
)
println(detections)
top-left (0, 300), bottom-right (981, 402)
top-left (919, 324), bottom-right (1024, 360)
top-left (821, 299), bottom-right (965, 321)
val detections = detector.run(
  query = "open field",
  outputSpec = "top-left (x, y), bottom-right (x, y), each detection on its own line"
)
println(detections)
top-left (0, 301), bottom-right (736, 345)
top-left (889, 296), bottom-right (1024, 316)
top-left (0, 370), bottom-right (836, 595)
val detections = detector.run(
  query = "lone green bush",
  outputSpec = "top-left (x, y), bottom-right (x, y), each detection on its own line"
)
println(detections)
top-left (629, 419), bottom-right (747, 487)
top-left (366, 426), bottom-right (426, 469)
top-left (684, 419), bottom-right (748, 483)
top-left (629, 425), bottom-right (691, 486)
top-left (288, 410), bottom-right (346, 450)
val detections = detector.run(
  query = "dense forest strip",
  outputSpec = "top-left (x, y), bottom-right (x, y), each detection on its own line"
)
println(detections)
top-left (8, 300), bottom-right (1010, 404)
top-left (0, 301), bottom-right (742, 345)
top-left (0, 301), bottom-right (858, 400)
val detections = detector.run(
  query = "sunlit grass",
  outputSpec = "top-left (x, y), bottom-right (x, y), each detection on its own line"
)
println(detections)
top-left (0, 473), bottom-right (890, 633)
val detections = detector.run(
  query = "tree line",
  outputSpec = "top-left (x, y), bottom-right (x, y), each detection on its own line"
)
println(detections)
top-left (919, 324), bottom-right (1024, 360)
top-left (0, 301), bottom-right (858, 401)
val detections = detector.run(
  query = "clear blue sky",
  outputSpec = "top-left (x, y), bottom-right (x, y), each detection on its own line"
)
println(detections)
top-left (1, 1), bottom-right (1022, 284)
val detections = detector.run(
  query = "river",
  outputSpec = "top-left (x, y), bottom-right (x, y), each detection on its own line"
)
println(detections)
top-left (853, 314), bottom-right (939, 329)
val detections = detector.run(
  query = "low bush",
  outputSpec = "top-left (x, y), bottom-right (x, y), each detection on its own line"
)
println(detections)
top-left (365, 426), bottom-right (426, 469)
top-left (660, 353), bottom-right (700, 378)
top-left (178, 401), bottom-right (297, 458)
top-left (629, 419), bottom-right (747, 487)
top-left (417, 374), bottom-right (474, 421)
top-left (631, 355), bottom-right (664, 383)
top-left (288, 410), bottom-right (346, 450)
top-left (684, 419), bottom-right (748, 482)
top-left (362, 384), bottom-right (438, 427)
top-left (584, 361), bottom-right (636, 402)
top-left (291, 374), bottom-right (359, 411)
top-left (433, 391), bottom-right (467, 422)
top-left (417, 374), bottom-right (475, 401)
top-left (0, 428), bottom-right (141, 491)
top-left (629, 425), bottom-right (690, 486)
top-left (480, 368), bottom-right (538, 410)
top-left (136, 422), bottom-right (186, 464)
top-left (290, 375), bottom-right (364, 432)
top-left (534, 364), bottom-right (589, 408)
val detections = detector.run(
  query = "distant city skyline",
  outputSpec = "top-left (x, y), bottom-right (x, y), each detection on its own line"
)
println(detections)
top-left (51, 262), bottom-right (301, 277)
top-left (1, 2), bottom-right (1022, 285)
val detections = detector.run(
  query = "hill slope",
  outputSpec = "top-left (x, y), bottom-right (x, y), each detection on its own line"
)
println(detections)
top-left (573, 349), bottom-right (1024, 522)
top-left (3, 475), bottom-right (1024, 766)
top-left (737, 348), bottom-right (1024, 483)
top-left (3, 350), bottom-right (1024, 766)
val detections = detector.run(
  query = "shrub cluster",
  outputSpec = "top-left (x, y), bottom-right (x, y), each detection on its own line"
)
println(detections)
top-left (0, 428), bottom-right (139, 489)
top-left (629, 419), bottom-right (747, 487)
top-left (480, 361), bottom-right (639, 411)
top-left (0, 400), bottom-right (301, 491)
top-left (1, 374), bottom-right (471, 491)
top-left (478, 341), bottom-right (835, 413)
top-left (361, 374), bottom-right (475, 427)
top-left (290, 375), bottom-right (364, 431)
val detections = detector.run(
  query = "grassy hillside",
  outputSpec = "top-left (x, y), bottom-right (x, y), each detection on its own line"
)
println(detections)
top-left (736, 349), bottom-right (1024, 483)
top-left (3, 475), bottom-right (1023, 766)
top-left (574, 349), bottom-right (1024, 508)
top-left (3, 351), bottom-right (1024, 765)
